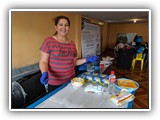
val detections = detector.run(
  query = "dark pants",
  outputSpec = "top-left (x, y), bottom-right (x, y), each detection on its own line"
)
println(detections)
top-left (48, 84), bottom-right (61, 93)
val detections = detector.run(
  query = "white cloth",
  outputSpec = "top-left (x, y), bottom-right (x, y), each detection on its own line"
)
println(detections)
top-left (35, 83), bottom-right (128, 108)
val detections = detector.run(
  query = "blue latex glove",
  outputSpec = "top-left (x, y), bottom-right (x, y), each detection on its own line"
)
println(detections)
top-left (40, 72), bottom-right (48, 85)
top-left (78, 63), bottom-right (87, 71)
top-left (86, 55), bottom-right (99, 63)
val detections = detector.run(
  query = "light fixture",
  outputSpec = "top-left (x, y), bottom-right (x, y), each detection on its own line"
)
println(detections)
top-left (98, 22), bottom-right (104, 25)
top-left (134, 19), bottom-right (137, 23)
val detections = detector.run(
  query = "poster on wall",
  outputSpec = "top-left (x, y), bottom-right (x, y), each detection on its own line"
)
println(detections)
top-left (117, 33), bottom-right (137, 43)
top-left (81, 22), bottom-right (101, 58)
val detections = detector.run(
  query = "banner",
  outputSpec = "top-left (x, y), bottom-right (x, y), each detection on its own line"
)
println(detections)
top-left (81, 22), bottom-right (101, 58)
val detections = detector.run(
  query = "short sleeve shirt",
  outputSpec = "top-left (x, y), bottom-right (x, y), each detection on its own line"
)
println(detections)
top-left (40, 37), bottom-right (77, 85)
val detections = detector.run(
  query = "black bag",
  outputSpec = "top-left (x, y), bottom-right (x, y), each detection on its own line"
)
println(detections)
top-left (116, 48), bottom-right (134, 69)
top-left (11, 71), bottom-right (47, 108)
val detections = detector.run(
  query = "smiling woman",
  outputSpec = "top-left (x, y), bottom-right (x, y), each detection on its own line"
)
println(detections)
top-left (39, 15), bottom-right (99, 93)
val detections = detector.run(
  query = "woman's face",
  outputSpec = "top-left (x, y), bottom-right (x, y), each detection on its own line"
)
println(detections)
top-left (55, 19), bottom-right (70, 37)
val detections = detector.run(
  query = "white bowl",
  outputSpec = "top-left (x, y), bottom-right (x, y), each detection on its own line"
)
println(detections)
top-left (71, 77), bottom-right (84, 88)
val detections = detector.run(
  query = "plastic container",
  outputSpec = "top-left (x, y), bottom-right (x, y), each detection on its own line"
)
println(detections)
top-left (115, 78), bottom-right (139, 108)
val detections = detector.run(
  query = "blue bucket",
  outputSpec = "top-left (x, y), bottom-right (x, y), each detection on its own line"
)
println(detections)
top-left (115, 78), bottom-right (139, 108)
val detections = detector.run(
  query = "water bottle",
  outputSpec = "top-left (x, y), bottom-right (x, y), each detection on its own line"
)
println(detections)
top-left (109, 70), bottom-right (116, 84)
top-left (87, 63), bottom-right (94, 73)
top-left (99, 78), bottom-right (110, 87)
top-left (93, 58), bottom-right (100, 73)
top-left (108, 70), bottom-right (117, 94)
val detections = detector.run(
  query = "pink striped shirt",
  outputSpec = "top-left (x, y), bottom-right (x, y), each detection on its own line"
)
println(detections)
top-left (40, 37), bottom-right (77, 85)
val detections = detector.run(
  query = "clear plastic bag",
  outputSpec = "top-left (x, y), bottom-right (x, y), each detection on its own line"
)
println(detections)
top-left (12, 81), bottom-right (27, 108)
top-left (84, 84), bottom-right (105, 94)
top-left (109, 90), bottom-right (135, 106)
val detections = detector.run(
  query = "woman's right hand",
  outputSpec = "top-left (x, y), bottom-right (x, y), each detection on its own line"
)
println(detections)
top-left (40, 72), bottom-right (48, 85)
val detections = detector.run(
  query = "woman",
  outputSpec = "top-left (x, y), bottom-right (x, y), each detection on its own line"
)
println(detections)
top-left (39, 15), bottom-right (98, 93)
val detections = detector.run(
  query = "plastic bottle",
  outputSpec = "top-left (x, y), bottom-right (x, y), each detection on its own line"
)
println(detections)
top-left (108, 70), bottom-right (117, 94)
top-left (87, 63), bottom-right (94, 72)
top-left (93, 58), bottom-right (100, 73)
top-left (109, 70), bottom-right (116, 84)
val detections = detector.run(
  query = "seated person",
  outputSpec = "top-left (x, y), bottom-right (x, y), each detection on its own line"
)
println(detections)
top-left (136, 36), bottom-right (143, 43)
top-left (135, 42), bottom-right (144, 53)
top-left (133, 42), bottom-right (144, 57)
top-left (114, 42), bottom-right (125, 57)
top-left (131, 41), bottom-right (136, 48)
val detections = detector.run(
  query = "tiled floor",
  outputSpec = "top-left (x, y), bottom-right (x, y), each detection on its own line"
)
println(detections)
top-left (100, 49), bottom-right (149, 109)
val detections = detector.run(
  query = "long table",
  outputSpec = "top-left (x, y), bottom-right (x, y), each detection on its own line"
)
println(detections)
top-left (27, 81), bottom-right (128, 109)
top-left (26, 63), bottom-right (128, 109)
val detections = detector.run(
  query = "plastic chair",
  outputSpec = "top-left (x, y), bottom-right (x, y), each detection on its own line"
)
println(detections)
top-left (132, 50), bottom-right (146, 71)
